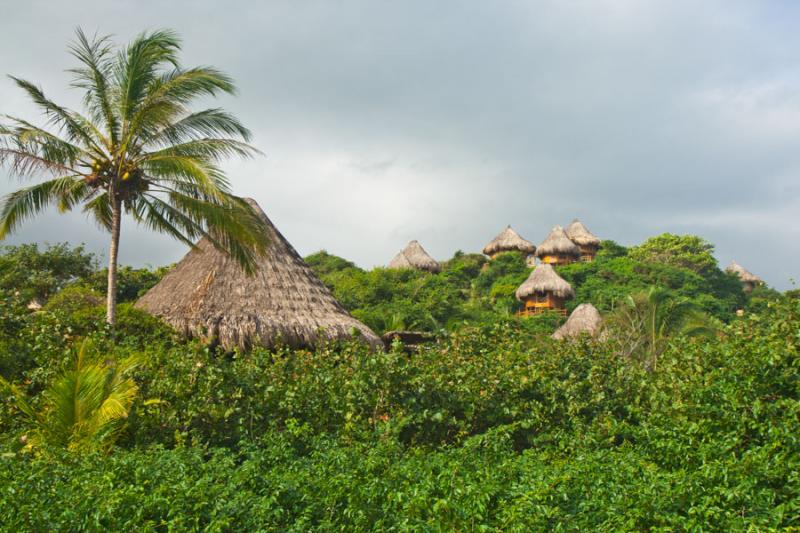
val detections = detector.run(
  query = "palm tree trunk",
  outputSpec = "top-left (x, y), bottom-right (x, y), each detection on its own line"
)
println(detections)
top-left (106, 192), bottom-right (122, 325)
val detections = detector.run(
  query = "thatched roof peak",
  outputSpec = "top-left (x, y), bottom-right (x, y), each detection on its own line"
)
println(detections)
top-left (515, 263), bottom-right (575, 300)
top-left (536, 226), bottom-right (581, 258)
top-left (725, 261), bottom-right (762, 283)
top-left (552, 303), bottom-right (604, 340)
top-left (565, 219), bottom-right (600, 247)
top-left (135, 199), bottom-right (382, 351)
top-left (482, 226), bottom-right (536, 256)
top-left (388, 240), bottom-right (440, 273)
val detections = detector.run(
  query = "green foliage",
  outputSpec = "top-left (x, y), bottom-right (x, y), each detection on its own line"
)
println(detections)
top-left (0, 298), bottom-right (798, 529)
top-left (608, 286), bottom-right (716, 370)
top-left (559, 246), bottom-right (745, 320)
top-left (1, 341), bottom-right (139, 454)
top-left (0, 243), bottom-right (95, 302)
top-left (42, 284), bottom-right (103, 315)
top-left (629, 233), bottom-right (718, 274)
top-left (86, 265), bottom-right (169, 303)
top-left (0, 234), bottom-right (796, 529)
top-left (304, 250), bottom-right (361, 277)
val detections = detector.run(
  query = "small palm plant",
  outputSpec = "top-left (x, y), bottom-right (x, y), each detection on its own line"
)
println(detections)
top-left (0, 341), bottom-right (139, 453)
top-left (610, 287), bottom-right (715, 371)
top-left (0, 29), bottom-right (268, 325)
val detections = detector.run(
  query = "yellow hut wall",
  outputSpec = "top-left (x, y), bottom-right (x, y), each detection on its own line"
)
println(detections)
top-left (540, 254), bottom-right (575, 266)
top-left (518, 293), bottom-right (567, 316)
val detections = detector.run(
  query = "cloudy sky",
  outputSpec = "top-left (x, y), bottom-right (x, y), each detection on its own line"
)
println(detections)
top-left (1, 0), bottom-right (798, 289)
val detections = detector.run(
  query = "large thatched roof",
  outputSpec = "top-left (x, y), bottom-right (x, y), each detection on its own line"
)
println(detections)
top-left (725, 261), bottom-right (762, 283)
top-left (482, 226), bottom-right (536, 256)
top-left (565, 219), bottom-right (600, 247)
top-left (388, 240), bottom-right (440, 273)
top-left (536, 226), bottom-right (581, 258)
top-left (515, 263), bottom-right (575, 300)
top-left (552, 303), bottom-right (603, 340)
top-left (135, 199), bottom-right (382, 351)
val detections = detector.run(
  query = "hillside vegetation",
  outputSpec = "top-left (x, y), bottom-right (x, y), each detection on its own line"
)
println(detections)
top-left (0, 238), bottom-right (797, 531)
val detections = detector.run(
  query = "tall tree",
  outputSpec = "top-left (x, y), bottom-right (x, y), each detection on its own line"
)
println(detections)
top-left (0, 29), bottom-right (268, 324)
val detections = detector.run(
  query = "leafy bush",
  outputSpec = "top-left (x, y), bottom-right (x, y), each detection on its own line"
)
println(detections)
top-left (1, 236), bottom-right (798, 530)
top-left (1, 298), bottom-right (798, 529)
top-left (0, 243), bottom-right (96, 303)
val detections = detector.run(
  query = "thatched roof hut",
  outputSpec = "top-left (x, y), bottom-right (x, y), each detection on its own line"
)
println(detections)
top-left (552, 303), bottom-right (604, 340)
top-left (482, 226), bottom-right (536, 258)
top-left (726, 261), bottom-right (761, 283)
top-left (565, 219), bottom-right (600, 247)
top-left (725, 261), bottom-right (763, 292)
top-left (135, 199), bottom-right (382, 351)
top-left (565, 219), bottom-right (601, 261)
top-left (388, 240), bottom-right (440, 273)
top-left (535, 226), bottom-right (580, 264)
top-left (515, 263), bottom-right (575, 301)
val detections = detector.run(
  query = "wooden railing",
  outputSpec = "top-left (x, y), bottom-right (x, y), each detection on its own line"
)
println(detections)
top-left (516, 307), bottom-right (567, 318)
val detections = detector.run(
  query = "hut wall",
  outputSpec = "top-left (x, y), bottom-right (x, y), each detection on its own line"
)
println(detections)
top-left (540, 254), bottom-right (575, 266)
top-left (578, 244), bottom-right (598, 262)
top-left (518, 292), bottom-right (567, 317)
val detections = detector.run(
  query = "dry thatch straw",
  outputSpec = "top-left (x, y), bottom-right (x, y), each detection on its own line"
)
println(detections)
top-left (552, 303), bottom-right (604, 340)
top-left (135, 199), bottom-right (382, 351)
top-left (535, 226), bottom-right (581, 259)
top-left (388, 240), bottom-right (441, 273)
top-left (565, 219), bottom-right (600, 247)
top-left (515, 263), bottom-right (575, 300)
top-left (725, 261), bottom-right (762, 284)
top-left (482, 226), bottom-right (536, 256)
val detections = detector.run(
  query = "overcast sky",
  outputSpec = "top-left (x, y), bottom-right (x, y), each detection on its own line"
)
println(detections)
top-left (1, 0), bottom-right (798, 289)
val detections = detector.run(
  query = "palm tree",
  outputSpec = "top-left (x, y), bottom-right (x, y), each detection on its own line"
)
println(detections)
top-left (0, 29), bottom-right (268, 324)
top-left (0, 341), bottom-right (139, 453)
top-left (610, 287), bottom-right (714, 371)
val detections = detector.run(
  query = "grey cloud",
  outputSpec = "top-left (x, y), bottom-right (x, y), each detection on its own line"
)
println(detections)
top-left (1, 0), bottom-right (798, 288)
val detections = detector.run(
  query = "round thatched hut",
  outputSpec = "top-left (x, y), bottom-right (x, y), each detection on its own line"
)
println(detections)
top-left (725, 261), bottom-right (763, 293)
top-left (482, 226), bottom-right (537, 263)
top-left (552, 303), bottom-right (604, 340)
top-left (536, 226), bottom-right (581, 266)
top-left (565, 219), bottom-right (601, 262)
top-left (135, 199), bottom-right (382, 351)
top-left (388, 240), bottom-right (440, 273)
top-left (515, 263), bottom-right (575, 316)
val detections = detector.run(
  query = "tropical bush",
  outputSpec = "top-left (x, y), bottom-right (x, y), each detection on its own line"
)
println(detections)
top-left (0, 297), bottom-right (797, 529)
top-left (0, 238), bottom-right (796, 529)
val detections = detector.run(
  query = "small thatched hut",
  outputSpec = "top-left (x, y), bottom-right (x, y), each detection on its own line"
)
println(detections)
top-left (536, 226), bottom-right (581, 266)
top-left (135, 199), bottom-right (382, 351)
top-left (565, 219), bottom-right (601, 262)
top-left (388, 240), bottom-right (440, 273)
top-left (482, 226), bottom-right (537, 263)
top-left (552, 303), bottom-right (604, 340)
top-left (725, 261), bottom-right (763, 293)
top-left (515, 263), bottom-right (575, 316)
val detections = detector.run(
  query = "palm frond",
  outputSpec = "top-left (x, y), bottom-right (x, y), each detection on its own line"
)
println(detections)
top-left (147, 192), bottom-right (268, 273)
top-left (0, 176), bottom-right (85, 238)
top-left (7, 76), bottom-right (108, 153)
top-left (141, 154), bottom-right (231, 198)
top-left (143, 138), bottom-right (259, 163)
top-left (114, 29), bottom-right (181, 125)
top-left (144, 108), bottom-right (252, 147)
top-left (8, 341), bottom-right (140, 454)
top-left (123, 67), bottom-right (241, 151)
top-left (68, 28), bottom-right (120, 145)
top-left (83, 192), bottom-right (113, 230)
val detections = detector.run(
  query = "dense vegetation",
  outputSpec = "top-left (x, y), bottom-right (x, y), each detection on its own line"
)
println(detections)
top-left (1, 239), bottom-right (798, 530)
